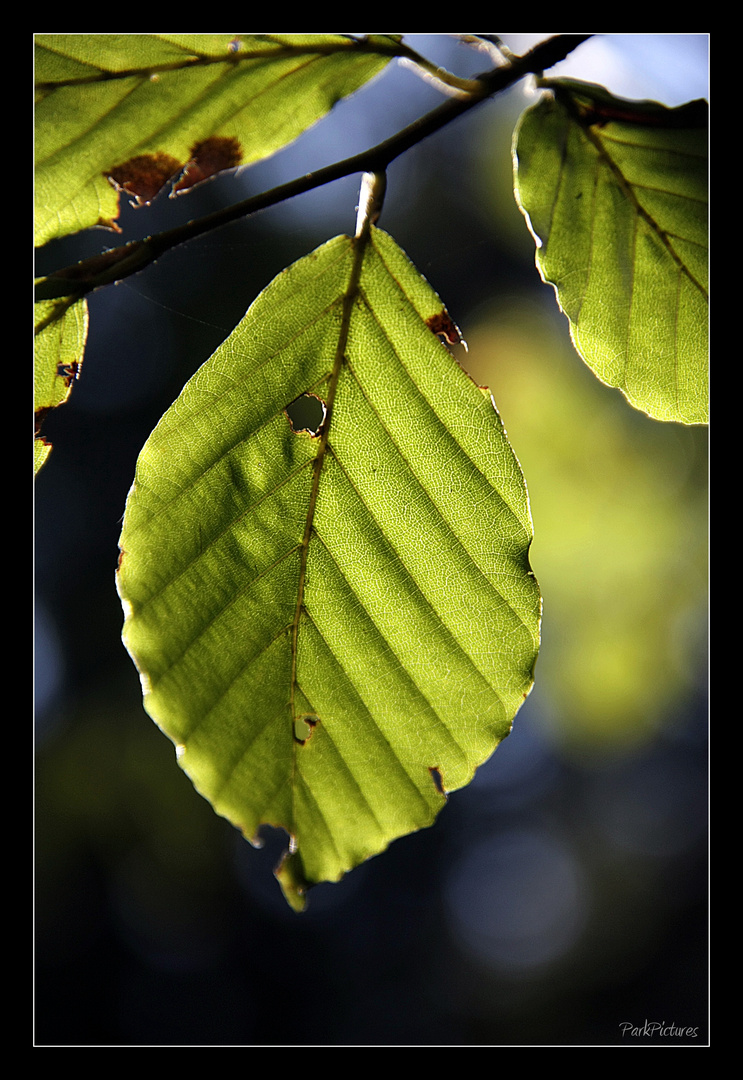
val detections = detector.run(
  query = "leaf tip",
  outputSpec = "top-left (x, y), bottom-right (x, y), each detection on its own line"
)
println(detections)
top-left (275, 848), bottom-right (310, 913)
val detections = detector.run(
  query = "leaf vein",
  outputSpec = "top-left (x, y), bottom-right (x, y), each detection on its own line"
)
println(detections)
top-left (133, 455), bottom-right (315, 612)
top-left (146, 545), bottom-right (301, 691)
top-left (290, 678), bottom-right (394, 839)
top-left (308, 511), bottom-right (496, 755)
top-left (299, 607), bottom-right (459, 798)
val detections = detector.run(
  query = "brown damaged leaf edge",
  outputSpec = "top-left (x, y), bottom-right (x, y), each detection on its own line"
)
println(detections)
top-left (106, 137), bottom-right (243, 216)
top-left (426, 309), bottom-right (464, 347)
top-left (172, 136), bottom-right (243, 197)
top-left (35, 406), bottom-right (53, 437)
top-left (107, 152), bottom-right (182, 207)
top-left (56, 361), bottom-right (81, 388)
top-left (425, 309), bottom-right (497, 406)
top-left (35, 354), bottom-right (84, 447)
top-left (429, 766), bottom-right (448, 798)
top-left (34, 409), bottom-right (53, 460)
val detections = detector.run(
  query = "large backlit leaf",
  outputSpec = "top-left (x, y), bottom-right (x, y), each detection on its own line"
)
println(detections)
top-left (35, 33), bottom-right (400, 246)
top-left (513, 79), bottom-right (708, 424)
top-left (117, 227), bottom-right (541, 909)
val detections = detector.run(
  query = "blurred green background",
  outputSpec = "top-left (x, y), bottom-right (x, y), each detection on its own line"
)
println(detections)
top-left (35, 35), bottom-right (708, 1046)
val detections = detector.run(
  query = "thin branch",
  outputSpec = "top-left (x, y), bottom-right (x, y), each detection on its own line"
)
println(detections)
top-left (35, 34), bottom-right (592, 303)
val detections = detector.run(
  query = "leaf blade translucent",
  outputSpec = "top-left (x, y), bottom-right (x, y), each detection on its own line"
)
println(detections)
top-left (34, 297), bottom-right (88, 474)
top-left (513, 80), bottom-right (708, 424)
top-left (35, 33), bottom-right (399, 246)
top-left (117, 229), bottom-right (541, 907)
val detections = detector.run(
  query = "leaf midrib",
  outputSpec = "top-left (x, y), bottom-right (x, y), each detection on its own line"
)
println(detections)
top-left (289, 233), bottom-right (368, 722)
top-left (577, 117), bottom-right (708, 300)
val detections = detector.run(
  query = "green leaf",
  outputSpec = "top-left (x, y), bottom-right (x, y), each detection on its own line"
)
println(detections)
top-left (34, 296), bottom-right (89, 474)
top-left (117, 227), bottom-right (541, 910)
top-left (513, 78), bottom-right (708, 424)
top-left (35, 33), bottom-right (400, 246)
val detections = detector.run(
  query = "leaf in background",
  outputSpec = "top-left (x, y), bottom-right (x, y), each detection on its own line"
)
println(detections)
top-left (34, 297), bottom-right (88, 474)
top-left (513, 79), bottom-right (708, 424)
top-left (117, 227), bottom-right (541, 910)
top-left (34, 33), bottom-right (401, 247)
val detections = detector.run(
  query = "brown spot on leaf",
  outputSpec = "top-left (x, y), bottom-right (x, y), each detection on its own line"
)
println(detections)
top-left (426, 310), bottom-right (465, 347)
top-left (107, 152), bottom-right (182, 207)
top-left (56, 360), bottom-right (81, 388)
top-left (429, 766), bottom-right (447, 798)
top-left (171, 136), bottom-right (243, 197)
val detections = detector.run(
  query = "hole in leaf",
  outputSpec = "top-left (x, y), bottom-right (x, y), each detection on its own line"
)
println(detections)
top-left (294, 714), bottom-right (319, 744)
top-left (285, 393), bottom-right (327, 438)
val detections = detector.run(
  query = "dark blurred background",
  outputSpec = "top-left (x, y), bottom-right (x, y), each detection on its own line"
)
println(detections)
top-left (35, 35), bottom-right (709, 1046)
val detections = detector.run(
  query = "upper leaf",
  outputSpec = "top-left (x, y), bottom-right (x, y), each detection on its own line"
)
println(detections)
top-left (513, 79), bottom-right (708, 424)
top-left (117, 227), bottom-right (541, 909)
top-left (34, 33), bottom-right (400, 247)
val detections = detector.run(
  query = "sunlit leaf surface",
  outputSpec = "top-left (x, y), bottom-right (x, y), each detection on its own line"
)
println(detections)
top-left (34, 297), bottom-right (88, 474)
top-left (513, 79), bottom-right (708, 424)
top-left (35, 33), bottom-right (400, 246)
top-left (117, 228), bottom-right (541, 909)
